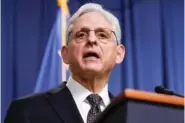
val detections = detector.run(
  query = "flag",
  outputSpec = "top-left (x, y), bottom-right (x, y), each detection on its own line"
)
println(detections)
top-left (34, 0), bottom-right (70, 93)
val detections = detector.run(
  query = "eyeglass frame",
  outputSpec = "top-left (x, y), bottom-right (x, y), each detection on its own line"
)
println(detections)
top-left (67, 27), bottom-right (119, 45)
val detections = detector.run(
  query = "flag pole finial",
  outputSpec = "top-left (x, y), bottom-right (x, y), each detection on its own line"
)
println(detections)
top-left (57, 0), bottom-right (69, 14)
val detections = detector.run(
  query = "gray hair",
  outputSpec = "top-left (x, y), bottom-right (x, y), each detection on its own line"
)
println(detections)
top-left (66, 3), bottom-right (121, 44)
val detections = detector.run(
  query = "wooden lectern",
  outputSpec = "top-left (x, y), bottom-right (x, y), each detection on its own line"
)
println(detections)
top-left (95, 89), bottom-right (184, 123)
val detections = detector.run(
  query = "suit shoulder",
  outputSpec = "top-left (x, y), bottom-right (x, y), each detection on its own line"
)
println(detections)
top-left (5, 83), bottom-right (67, 123)
top-left (11, 83), bottom-right (67, 106)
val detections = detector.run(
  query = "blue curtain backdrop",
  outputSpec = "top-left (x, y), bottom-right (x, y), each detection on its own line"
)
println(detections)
top-left (34, 9), bottom-right (62, 93)
top-left (2, 0), bottom-right (184, 122)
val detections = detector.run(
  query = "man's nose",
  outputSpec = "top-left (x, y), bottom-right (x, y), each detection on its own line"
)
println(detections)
top-left (87, 31), bottom-right (97, 43)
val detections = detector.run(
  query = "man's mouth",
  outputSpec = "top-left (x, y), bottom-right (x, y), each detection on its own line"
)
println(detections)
top-left (83, 52), bottom-right (100, 59)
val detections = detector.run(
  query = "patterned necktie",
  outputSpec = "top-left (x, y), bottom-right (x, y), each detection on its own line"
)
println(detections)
top-left (86, 94), bottom-right (102, 123)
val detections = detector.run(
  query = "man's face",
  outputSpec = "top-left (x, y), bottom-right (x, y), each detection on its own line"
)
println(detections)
top-left (62, 12), bottom-right (125, 76)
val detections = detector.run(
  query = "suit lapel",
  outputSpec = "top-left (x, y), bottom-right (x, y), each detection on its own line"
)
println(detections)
top-left (46, 83), bottom-right (84, 123)
top-left (108, 91), bottom-right (114, 100)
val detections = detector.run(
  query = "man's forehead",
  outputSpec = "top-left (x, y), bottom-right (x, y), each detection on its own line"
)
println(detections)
top-left (71, 12), bottom-right (112, 30)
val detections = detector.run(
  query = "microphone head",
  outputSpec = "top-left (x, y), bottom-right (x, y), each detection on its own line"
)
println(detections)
top-left (155, 85), bottom-right (164, 93)
top-left (154, 85), bottom-right (173, 95)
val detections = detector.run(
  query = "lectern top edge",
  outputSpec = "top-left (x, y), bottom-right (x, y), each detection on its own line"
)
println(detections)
top-left (119, 89), bottom-right (184, 106)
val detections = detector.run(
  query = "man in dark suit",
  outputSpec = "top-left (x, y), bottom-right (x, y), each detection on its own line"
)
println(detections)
top-left (5, 3), bottom-right (125, 123)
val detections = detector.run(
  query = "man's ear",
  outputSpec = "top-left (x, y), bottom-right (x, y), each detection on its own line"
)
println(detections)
top-left (61, 46), bottom-right (69, 64)
top-left (116, 44), bottom-right (125, 64)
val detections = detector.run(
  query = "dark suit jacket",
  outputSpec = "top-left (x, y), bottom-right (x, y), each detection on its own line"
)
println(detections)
top-left (5, 83), bottom-right (113, 123)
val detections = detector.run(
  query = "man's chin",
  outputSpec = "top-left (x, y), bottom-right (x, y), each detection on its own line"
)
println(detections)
top-left (82, 66), bottom-right (102, 74)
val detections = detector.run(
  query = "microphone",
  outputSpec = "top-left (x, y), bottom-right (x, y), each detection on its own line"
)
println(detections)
top-left (155, 85), bottom-right (184, 98)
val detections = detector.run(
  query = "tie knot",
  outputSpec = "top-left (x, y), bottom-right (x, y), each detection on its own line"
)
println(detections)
top-left (86, 94), bottom-right (102, 106)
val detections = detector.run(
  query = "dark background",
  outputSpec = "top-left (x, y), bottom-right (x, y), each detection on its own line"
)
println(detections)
top-left (2, 0), bottom-right (184, 122)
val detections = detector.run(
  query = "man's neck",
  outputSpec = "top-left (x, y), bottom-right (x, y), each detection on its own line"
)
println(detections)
top-left (71, 74), bottom-right (109, 94)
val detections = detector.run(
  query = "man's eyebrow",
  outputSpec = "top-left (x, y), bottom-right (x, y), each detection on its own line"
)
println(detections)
top-left (78, 27), bottom-right (90, 30)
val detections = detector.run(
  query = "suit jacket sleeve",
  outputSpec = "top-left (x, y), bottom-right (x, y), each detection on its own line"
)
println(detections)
top-left (4, 100), bottom-right (30, 123)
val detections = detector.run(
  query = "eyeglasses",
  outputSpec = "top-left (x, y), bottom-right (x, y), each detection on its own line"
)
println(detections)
top-left (69, 28), bottom-right (118, 45)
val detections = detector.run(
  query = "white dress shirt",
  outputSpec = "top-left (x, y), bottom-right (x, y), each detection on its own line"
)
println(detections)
top-left (66, 76), bottom-right (110, 123)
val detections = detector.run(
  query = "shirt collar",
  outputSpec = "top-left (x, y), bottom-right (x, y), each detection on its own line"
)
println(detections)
top-left (66, 76), bottom-right (110, 107)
